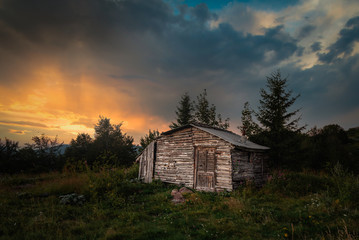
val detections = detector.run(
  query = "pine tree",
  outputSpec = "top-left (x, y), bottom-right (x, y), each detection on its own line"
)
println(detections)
top-left (194, 89), bottom-right (230, 129)
top-left (257, 70), bottom-right (302, 132)
top-left (170, 92), bottom-right (194, 129)
top-left (194, 89), bottom-right (212, 125)
top-left (239, 101), bottom-right (259, 137)
top-left (255, 70), bottom-right (304, 167)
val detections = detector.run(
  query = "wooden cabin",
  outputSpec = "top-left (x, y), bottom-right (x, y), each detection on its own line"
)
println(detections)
top-left (137, 124), bottom-right (269, 192)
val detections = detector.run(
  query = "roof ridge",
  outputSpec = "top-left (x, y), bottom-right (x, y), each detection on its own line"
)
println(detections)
top-left (190, 122), bottom-right (235, 134)
top-left (161, 124), bottom-right (269, 150)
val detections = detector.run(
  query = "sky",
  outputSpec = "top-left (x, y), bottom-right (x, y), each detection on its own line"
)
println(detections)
top-left (0, 0), bottom-right (359, 145)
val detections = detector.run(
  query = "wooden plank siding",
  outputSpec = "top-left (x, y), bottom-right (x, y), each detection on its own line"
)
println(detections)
top-left (231, 148), bottom-right (269, 188)
top-left (137, 141), bottom-right (156, 183)
top-left (155, 128), bottom-right (194, 187)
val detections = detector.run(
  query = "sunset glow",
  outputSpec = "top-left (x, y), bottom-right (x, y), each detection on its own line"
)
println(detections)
top-left (0, 65), bottom-right (170, 144)
top-left (1, 0), bottom-right (359, 145)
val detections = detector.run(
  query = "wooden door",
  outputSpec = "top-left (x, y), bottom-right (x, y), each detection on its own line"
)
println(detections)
top-left (195, 147), bottom-right (216, 191)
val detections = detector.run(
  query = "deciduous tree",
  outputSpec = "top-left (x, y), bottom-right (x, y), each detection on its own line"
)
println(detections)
top-left (140, 129), bottom-right (160, 151)
top-left (93, 116), bottom-right (135, 166)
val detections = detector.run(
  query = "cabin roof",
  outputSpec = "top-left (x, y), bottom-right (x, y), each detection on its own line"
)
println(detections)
top-left (162, 123), bottom-right (269, 150)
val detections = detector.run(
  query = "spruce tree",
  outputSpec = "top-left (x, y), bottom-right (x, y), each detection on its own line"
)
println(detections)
top-left (170, 92), bottom-right (194, 129)
top-left (257, 70), bottom-right (302, 132)
top-left (256, 70), bottom-right (304, 167)
top-left (239, 101), bottom-right (259, 137)
top-left (194, 89), bottom-right (211, 125)
top-left (194, 89), bottom-right (229, 129)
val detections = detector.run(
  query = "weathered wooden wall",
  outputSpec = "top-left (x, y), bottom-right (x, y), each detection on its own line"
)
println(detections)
top-left (231, 148), bottom-right (268, 188)
top-left (155, 128), bottom-right (194, 186)
top-left (192, 128), bottom-right (233, 191)
top-left (138, 141), bottom-right (155, 183)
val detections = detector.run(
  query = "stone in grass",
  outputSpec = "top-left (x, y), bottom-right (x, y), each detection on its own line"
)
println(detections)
top-left (171, 189), bottom-right (179, 196)
top-left (171, 187), bottom-right (194, 204)
top-left (171, 191), bottom-right (185, 204)
top-left (179, 187), bottom-right (193, 194)
top-left (59, 193), bottom-right (86, 205)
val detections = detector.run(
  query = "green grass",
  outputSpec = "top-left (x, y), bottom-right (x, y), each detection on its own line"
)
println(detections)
top-left (0, 165), bottom-right (358, 240)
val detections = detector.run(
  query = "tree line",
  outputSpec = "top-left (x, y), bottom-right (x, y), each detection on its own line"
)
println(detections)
top-left (0, 117), bottom-right (136, 173)
top-left (1, 70), bottom-right (358, 173)
top-left (164, 70), bottom-right (359, 172)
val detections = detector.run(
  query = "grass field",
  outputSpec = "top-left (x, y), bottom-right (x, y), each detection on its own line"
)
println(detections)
top-left (0, 165), bottom-right (358, 240)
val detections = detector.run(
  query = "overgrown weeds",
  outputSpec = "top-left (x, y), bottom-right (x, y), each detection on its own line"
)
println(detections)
top-left (0, 163), bottom-right (358, 239)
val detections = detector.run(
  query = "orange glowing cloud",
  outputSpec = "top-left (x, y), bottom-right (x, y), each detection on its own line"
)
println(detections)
top-left (8, 129), bottom-right (31, 135)
top-left (0, 65), bottom-right (170, 145)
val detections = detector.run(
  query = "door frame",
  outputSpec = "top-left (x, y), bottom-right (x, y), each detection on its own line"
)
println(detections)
top-left (194, 146), bottom-right (216, 191)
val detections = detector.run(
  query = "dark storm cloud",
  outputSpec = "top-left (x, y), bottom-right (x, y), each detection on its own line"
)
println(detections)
top-left (0, 0), bottom-right (172, 43)
top-left (155, 23), bottom-right (299, 81)
top-left (0, 0), bottom-right (301, 124)
top-left (297, 24), bottom-right (316, 40)
top-left (189, 3), bottom-right (218, 23)
top-left (1, 0), bottom-right (357, 131)
top-left (246, 0), bottom-right (300, 11)
top-left (0, 0), bottom-right (299, 78)
top-left (282, 53), bottom-right (359, 127)
top-left (310, 42), bottom-right (321, 52)
top-left (318, 16), bottom-right (359, 63)
top-left (0, 0), bottom-right (175, 86)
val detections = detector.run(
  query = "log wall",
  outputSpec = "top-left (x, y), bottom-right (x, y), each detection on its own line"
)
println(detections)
top-left (155, 128), bottom-right (194, 187)
top-left (137, 141), bottom-right (155, 183)
top-left (231, 148), bottom-right (268, 188)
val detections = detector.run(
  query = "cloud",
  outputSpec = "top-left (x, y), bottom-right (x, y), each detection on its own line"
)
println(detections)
top-left (0, 0), bottom-right (299, 86)
top-left (70, 118), bottom-right (96, 129)
top-left (211, 2), bottom-right (277, 35)
top-left (0, 0), bottom-right (358, 145)
top-left (0, 120), bottom-right (51, 128)
top-left (310, 42), bottom-right (322, 52)
top-left (189, 3), bottom-right (218, 24)
top-left (318, 16), bottom-right (359, 63)
top-left (8, 129), bottom-right (30, 135)
top-left (296, 24), bottom-right (316, 39)
top-left (282, 53), bottom-right (359, 128)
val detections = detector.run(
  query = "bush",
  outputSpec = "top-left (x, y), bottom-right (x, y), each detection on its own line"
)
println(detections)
top-left (328, 162), bottom-right (359, 208)
top-left (88, 164), bottom-right (140, 205)
top-left (263, 170), bottom-right (331, 197)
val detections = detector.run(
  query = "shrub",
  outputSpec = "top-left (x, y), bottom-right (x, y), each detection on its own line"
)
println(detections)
top-left (264, 170), bottom-right (331, 197)
top-left (328, 162), bottom-right (359, 208)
